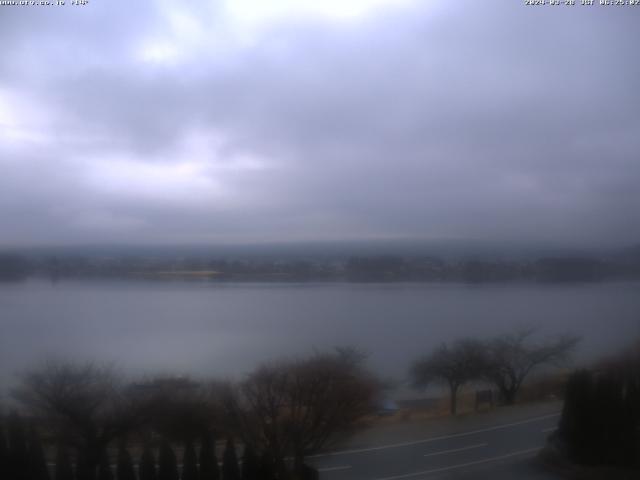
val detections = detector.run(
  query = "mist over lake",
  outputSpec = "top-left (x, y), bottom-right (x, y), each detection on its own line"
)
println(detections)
top-left (1, 280), bottom-right (638, 389)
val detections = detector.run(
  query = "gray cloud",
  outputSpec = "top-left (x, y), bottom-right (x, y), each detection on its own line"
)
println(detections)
top-left (1, 0), bottom-right (639, 247)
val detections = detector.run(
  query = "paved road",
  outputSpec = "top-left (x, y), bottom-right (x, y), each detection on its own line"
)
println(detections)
top-left (308, 402), bottom-right (563, 480)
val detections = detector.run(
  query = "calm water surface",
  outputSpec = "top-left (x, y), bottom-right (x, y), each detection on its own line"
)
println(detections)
top-left (1, 280), bottom-right (639, 387)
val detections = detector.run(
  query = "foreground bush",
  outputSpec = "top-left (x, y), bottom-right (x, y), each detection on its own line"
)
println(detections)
top-left (182, 440), bottom-right (198, 480)
top-left (199, 433), bottom-right (219, 480)
top-left (557, 344), bottom-right (640, 468)
top-left (158, 440), bottom-right (179, 480)
top-left (139, 446), bottom-right (157, 480)
top-left (222, 439), bottom-right (240, 480)
top-left (27, 427), bottom-right (50, 480)
top-left (54, 445), bottom-right (74, 480)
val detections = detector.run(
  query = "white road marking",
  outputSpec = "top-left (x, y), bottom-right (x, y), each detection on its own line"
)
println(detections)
top-left (541, 427), bottom-right (556, 433)
top-left (318, 465), bottom-right (352, 472)
top-left (423, 443), bottom-right (487, 457)
top-left (374, 447), bottom-right (541, 480)
top-left (310, 413), bottom-right (559, 458)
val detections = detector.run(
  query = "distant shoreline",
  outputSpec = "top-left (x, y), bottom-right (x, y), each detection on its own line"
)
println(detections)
top-left (2, 251), bottom-right (640, 283)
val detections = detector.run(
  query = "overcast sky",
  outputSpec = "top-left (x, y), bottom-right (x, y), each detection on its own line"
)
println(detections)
top-left (1, 0), bottom-right (638, 248)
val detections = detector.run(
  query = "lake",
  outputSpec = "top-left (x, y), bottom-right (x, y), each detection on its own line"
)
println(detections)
top-left (1, 280), bottom-right (639, 389)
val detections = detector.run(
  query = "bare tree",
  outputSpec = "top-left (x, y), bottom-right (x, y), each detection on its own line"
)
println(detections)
top-left (483, 328), bottom-right (579, 404)
top-left (13, 361), bottom-right (150, 476)
top-left (411, 339), bottom-right (486, 415)
top-left (225, 348), bottom-right (379, 479)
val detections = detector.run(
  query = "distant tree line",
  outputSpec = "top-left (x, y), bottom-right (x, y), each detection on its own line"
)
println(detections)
top-left (0, 254), bottom-right (30, 281)
top-left (3, 251), bottom-right (640, 283)
top-left (1, 348), bottom-right (378, 480)
top-left (410, 329), bottom-right (579, 414)
top-left (346, 256), bottom-right (620, 283)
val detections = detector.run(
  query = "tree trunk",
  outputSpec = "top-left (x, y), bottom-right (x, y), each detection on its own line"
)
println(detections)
top-left (500, 386), bottom-right (517, 405)
top-left (450, 384), bottom-right (459, 415)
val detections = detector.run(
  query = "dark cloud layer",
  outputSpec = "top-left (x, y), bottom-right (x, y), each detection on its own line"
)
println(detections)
top-left (1, 1), bottom-right (639, 247)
